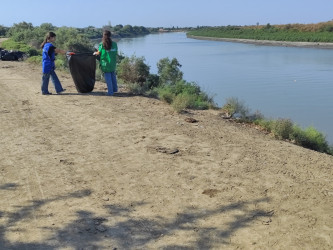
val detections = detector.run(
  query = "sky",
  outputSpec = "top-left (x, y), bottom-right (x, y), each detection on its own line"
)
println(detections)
top-left (1, 0), bottom-right (332, 28)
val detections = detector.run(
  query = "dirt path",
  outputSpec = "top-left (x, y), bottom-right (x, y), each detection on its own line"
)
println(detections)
top-left (0, 61), bottom-right (332, 249)
top-left (0, 38), bottom-right (9, 44)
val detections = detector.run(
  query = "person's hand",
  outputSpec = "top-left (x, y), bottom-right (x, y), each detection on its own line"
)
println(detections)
top-left (93, 52), bottom-right (98, 56)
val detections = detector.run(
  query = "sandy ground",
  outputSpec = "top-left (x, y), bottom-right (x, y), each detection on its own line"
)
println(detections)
top-left (187, 35), bottom-right (333, 49)
top-left (0, 60), bottom-right (333, 250)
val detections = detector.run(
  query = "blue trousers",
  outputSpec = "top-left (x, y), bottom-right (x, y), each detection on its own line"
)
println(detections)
top-left (41, 70), bottom-right (64, 94)
top-left (104, 72), bottom-right (118, 95)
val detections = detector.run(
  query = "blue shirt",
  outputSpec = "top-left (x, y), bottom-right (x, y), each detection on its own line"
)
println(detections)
top-left (42, 42), bottom-right (56, 73)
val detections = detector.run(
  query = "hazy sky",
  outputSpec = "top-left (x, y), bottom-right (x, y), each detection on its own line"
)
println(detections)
top-left (1, 0), bottom-right (332, 28)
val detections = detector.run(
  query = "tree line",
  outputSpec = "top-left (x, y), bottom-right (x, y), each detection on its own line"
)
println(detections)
top-left (0, 22), bottom-right (154, 52)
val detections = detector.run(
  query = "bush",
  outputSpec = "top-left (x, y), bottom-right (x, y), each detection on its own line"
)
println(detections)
top-left (95, 61), bottom-right (104, 81)
top-left (157, 80), bottom-right (214, 112)
top-left (222, 97), bottom-right (249, 118)
top-left (55, 57), bottom-right (66, 70)
top-left (157, 86), bottom-right (175, 104)
top-left (1, 39), bottom-right (39, 56)
top-left (272, 118), bottom-right (294, 140)
top-left (157, 57), bottom-right (183, 85)
top-left (194, 95), bottom-right (211, 110)
top-left (116, 55), bottom-right (214, 112)
top-left (291, 126), bottom-right (329, 153)
top-left (173, 80), bottom-right (200, 95)
top-left (254, 119), bottom-right (273, 132)
top-left (117, 55), bottom-right (150, 84)
top-left (0, 25), bottom-right (9, 37)
top-left (172, 93), bottom-right (197, 112)
top-left (26, 55), bottom-right (42, 64)
top-left (54, 27), bottom-right (94, 52)
top-left (146, 74), bottom-right (160, 89)
top-left (126, 82), bottom-right (150, 95)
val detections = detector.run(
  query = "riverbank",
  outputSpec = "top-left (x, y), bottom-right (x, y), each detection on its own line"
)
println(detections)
top-left (187, 34), bottom-right (333, 49)
top-left (0, 60), bottom-right (333, 249)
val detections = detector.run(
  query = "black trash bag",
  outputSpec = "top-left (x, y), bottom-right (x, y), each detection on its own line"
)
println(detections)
top-left (67, 53), bottom-right (96, 93)
top-left (0, 49), bottom-right (26, 61)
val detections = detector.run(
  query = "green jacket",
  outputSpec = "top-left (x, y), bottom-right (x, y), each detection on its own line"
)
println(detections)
top-left (98, 41), bottom-right (118, 72)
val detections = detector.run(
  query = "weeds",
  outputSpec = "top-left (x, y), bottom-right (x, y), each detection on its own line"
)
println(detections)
top-left (221, 98), bottom-right (333, 155)
top-left (157, 81), bottom-right (214, 112)
top-left (253, 118), bottom-right (332, 155)
top-left (272, 118), bottom-right (294, 140)
top-left (222, 97), bottom-right (249, 118)
top-left (291, 126), bottom-right (330, 153)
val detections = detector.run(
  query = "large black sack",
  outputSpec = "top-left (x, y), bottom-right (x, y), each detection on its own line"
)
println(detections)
top-left (67, 53), bottom-right (96, 93)
top-left (0, 49), bottom-right (25, 61)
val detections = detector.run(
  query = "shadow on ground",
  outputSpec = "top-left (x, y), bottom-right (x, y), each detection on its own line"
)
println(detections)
top-left (0, 183), bottom-right (273, 249)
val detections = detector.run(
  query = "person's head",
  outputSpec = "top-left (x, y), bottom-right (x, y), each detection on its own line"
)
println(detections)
top-left (102, 30), bottom-right (112, 50)
top-left (41, 32), bottom-right (56, 48)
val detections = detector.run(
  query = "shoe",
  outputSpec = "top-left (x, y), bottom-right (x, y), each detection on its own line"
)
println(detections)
top-left (42, 92), bottom-right (52, 95)
top-left (57, 89), bottom-right (66, 94)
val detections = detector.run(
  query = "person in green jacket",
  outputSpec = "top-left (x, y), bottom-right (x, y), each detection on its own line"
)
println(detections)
top-left (93, 30), bottom-right (118, 95)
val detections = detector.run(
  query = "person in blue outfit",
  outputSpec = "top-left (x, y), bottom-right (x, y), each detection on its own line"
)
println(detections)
top-left (40, 32), bottom-right (66, 95)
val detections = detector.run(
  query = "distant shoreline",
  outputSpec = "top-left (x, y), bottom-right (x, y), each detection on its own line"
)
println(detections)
top-left (187, 35), bottom-right (333, 49)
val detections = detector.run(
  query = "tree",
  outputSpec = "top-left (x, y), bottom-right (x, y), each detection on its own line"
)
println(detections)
top-left (157, 57), bottom-right (183, 85)
top-left (55, 27), bottom-right (93, 52)
top-left (0, 25), bottom-right (8, 37)
top-left (113, 24), bottom-right (123, 32)
top-left (39, 23), bottom-right (56, 32)
top-left (122, 25), bottom-right (134, 35)
top-left (264, 23), bottom-right (272, 30)
top-left (7, 22), bottom-right (34, 37)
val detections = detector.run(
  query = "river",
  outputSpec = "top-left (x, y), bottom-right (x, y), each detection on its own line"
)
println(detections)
top-left (117, 32), bottom-right (333, 144)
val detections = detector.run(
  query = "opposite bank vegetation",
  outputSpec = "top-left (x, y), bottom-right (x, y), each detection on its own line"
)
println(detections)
top-left (187, 21), bottom-right (333, 43)
top-left (1, 21), bottom-right (332, 155)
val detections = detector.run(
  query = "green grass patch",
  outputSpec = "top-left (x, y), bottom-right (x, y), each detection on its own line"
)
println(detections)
top-left (1, 39), bottom-right (39, 56)
top-left (26, 55), bottom-right (42, 64)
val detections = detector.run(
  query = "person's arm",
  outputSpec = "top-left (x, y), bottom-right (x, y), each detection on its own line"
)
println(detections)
top-left (55, 48), bottom-right (66, 55)
top-left (93, 43), bottom-right (102, 56)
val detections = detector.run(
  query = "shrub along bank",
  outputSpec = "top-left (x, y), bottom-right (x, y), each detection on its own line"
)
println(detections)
top-left (116, 55), bottom-right (216, 112)
top-left (221, 97), bottom-right (333, 155)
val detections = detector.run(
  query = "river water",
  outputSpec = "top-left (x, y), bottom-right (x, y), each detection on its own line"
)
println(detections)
top-left (117, 32), bottom-right (333, 144)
